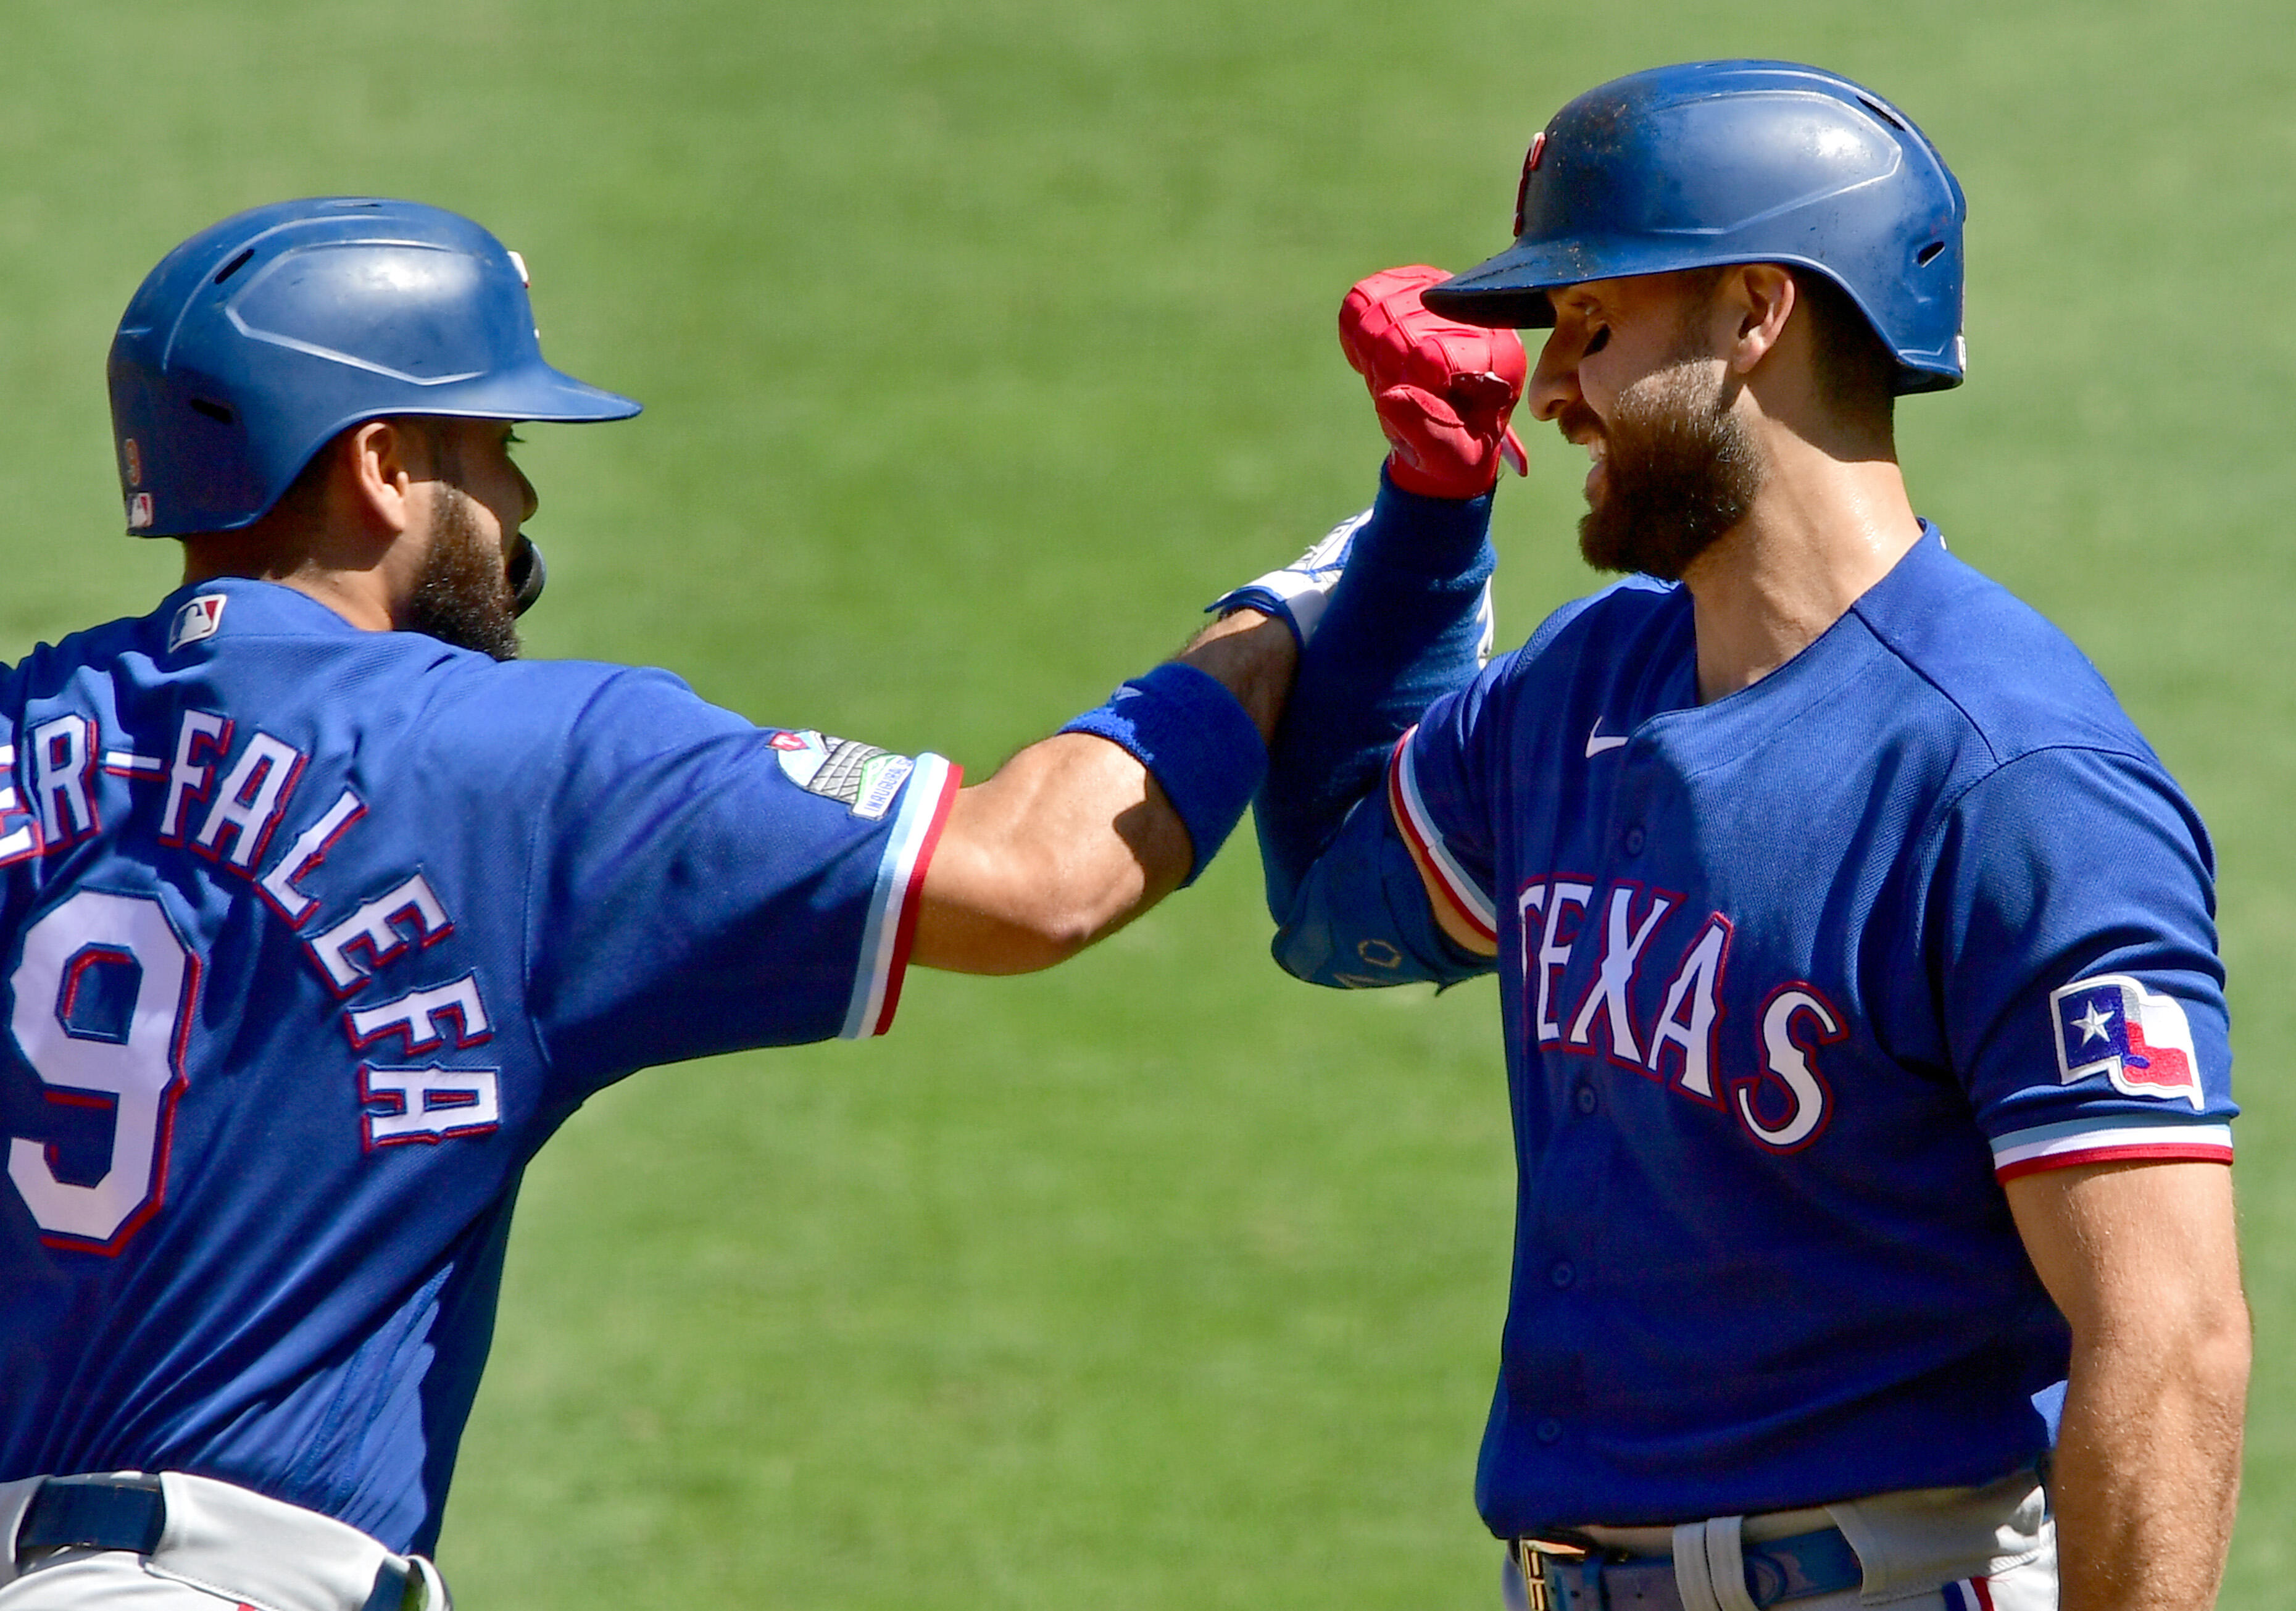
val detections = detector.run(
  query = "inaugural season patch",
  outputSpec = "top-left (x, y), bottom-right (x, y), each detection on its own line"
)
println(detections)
top-left (2050, 974), bottom-right (2203, 1110)
top-left (770, 730), bottom-right (913, 821)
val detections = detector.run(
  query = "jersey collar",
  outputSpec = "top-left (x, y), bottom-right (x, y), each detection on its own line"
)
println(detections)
top-left (154, 577), bottom-right (375, 654)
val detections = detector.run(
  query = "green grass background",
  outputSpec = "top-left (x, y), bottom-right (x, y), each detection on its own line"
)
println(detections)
top-left (0, 0), bottom-right (2289, 1604)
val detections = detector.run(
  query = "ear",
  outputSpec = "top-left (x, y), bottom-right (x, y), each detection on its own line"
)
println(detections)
top-left (342, 420), bottom-right (423, 537)
top-left (1722, 265), bottom-right (1797, 377)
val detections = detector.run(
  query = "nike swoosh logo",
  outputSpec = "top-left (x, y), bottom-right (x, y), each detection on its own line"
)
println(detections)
top-left (1585, 728), bottom-right (1629, 758)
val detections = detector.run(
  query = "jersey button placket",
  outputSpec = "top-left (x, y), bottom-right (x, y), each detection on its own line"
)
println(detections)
top-left (1572, 1080), bottom-right (1599, 1115)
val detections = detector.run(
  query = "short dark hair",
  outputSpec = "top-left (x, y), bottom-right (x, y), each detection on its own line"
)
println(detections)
top-left (1668, 265), bottom-right (1894, 425)
top-left (198, 415), bottom-right (465, 543)
top-left (1792, 271), bottom-right (1896, 423)
top-left (267, 438), bottom-right (339, 525)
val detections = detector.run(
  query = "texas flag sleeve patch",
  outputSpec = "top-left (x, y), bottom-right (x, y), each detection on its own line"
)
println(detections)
top-left (1989, 974), bottom-right (2234, 1183)
top-left (2050, 974), bottom-right (2204, 1109)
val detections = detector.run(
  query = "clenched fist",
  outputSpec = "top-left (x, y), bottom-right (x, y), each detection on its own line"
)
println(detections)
top-left (1339, 265), bottom-right (1528, 501)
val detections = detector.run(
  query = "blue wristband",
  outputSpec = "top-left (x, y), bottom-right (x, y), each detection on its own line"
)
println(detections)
top-left (1060, 660), bottom-right (1267, 886)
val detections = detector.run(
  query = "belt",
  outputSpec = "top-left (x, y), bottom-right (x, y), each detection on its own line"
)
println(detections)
top-left (1514, 1525), bottom-right (1864, 1611)
top-left (15, 1475), bottom-right (422, 1611)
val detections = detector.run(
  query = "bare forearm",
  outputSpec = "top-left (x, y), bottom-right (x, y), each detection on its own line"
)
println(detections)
top-left (2006, 1161), bottom-right (2250, 1610)
top-left (2052, 1317), bottom-right (2248, 1608)
top-left (1173, 606), bottom-right (1296, 744)
top-left (913, 609), bottom-right (1297, 973)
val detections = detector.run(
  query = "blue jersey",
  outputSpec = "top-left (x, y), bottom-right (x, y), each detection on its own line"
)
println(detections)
top-left (0, 578), bottom-right (959, 1553)
top-left (1389, 528), bottom-right (2232, 1532)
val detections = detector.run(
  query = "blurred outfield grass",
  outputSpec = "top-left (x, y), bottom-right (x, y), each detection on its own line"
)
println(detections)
top-left (0, 0), bottom-right (2290, 1605)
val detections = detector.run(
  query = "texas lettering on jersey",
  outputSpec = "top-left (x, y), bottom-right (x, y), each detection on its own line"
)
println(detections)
top-left (1512, 873), bottom-right (1838, 1153)
top-left (1513, 869), bottom-right (2221, 1158)
top-left (6, 702), bottom-right (497, 1259)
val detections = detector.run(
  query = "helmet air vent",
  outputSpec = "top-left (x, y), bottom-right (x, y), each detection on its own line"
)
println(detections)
top-left (1916, 241), bottom-right (1945, 266)
top-left (187, 398), bottom-right (236, 425)
top-left (212, 249), bottom-right (256, 286)
top-left (1856, 94), bottom-right (1907, 131)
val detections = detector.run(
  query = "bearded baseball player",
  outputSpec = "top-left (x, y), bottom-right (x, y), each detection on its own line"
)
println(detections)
top-left (1223, 61), bottom-right (2248, 1611)
top-left (0, 198), bottom-right (1296, 1607)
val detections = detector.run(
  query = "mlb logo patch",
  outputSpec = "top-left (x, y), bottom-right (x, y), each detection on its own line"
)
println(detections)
top-left (2050, 975), bottom-right (2203, 1110)
top-left (167, 594), bottom-right (227, 652)
top-left (127, 492), bottom-right (154, 531)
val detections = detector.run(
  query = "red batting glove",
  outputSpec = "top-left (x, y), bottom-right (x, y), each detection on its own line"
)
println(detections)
top-left (1339, 265), bottom-right (1528, 501)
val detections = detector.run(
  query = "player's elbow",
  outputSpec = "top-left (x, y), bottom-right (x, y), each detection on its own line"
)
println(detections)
top-left (999, 847), bottom-right (1149, 970)
top-left (966, 890), bottom-right (1107, 975)
top-left (2068, 1242), bottom-right (2252, 1417)
top-left (2166, 1281), bottom-right (2252, 1407)
top-left (912, 843), bottom-right (1132, 975)
top-left (1266, 833), bottom-right (1494, 991)
top-left (2084, 1284), bottom-right (2252, 1464)
top-left (1271, 913), bottom-right (1353, 988)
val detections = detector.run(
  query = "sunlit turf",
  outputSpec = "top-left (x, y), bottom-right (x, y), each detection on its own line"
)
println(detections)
top-left (0, 1), bottom-right (2288, 1604)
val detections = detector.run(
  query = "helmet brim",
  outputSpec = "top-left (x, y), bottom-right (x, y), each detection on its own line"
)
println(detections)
top-left (1423, 236), bottom-right (1775, 330)
top-left (1421, 242), bottom-right (1581, 329)
top-left (412, 359), bottom-right (642, 425)
top-left (1423, 238), bottom-right (1965, 395)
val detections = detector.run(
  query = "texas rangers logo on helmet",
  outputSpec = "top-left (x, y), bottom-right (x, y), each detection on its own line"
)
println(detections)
top-left (2050, 975), bottom-right (2203, 1109)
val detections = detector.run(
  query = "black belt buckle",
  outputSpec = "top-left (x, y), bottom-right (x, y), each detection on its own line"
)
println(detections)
top-left (1512, 1533), bottom-right (1602, 1611)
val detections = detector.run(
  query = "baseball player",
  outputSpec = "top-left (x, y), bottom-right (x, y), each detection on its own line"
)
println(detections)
top-left (1222, 62), bottom-right (2248, 1611)
top-left (0, 198), bottom-right (1296, 1608)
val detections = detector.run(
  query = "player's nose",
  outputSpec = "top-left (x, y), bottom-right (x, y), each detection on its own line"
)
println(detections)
top-left (515, 461), bottom-right (539, 524)
top-left (1526, 329), bottom-right (1581, 423)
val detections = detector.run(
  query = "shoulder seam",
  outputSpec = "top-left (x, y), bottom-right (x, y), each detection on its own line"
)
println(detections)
top-left (1850, 599), bottom-right (2003, 770)
top-left (1926, 740), bottom-right (2171, 847)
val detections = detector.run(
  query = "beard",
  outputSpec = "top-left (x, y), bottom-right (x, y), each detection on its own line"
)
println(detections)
top-left (1576, 359), bottom-right (1764, 583)
top-left (404, 487), bottom-right (522, 661)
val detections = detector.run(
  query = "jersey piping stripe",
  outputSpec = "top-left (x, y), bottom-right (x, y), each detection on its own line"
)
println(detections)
top-left (840, 753), bottom-right (960, 1040)
top-left (1990, 1117), bottom-right (2232, 1182)
top-left (867, 757), bottom-right (962, 1039)
top-left (1387, 730), bottom-right (1498, 943)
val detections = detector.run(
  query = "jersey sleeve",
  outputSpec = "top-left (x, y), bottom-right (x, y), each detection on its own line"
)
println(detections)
top-left (523, 668), bottom-right (960, 1094)
top-left (1928, 744), bottom-right (2234, 1180)
top-left (1387, 655), bottom-right (1508, 946)
top-left (1387, 580), bottom-right (1672, 953)
top-left (1252, 473), bottom-right (1497, 922)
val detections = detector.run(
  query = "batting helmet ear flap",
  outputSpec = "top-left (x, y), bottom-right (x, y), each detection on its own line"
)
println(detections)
top-left (1425, 61), bottom-right (1967, 396)
top-left (109, 197), bottom-right (641, 538)
top-left (507, 536), bottom-right (547, 617)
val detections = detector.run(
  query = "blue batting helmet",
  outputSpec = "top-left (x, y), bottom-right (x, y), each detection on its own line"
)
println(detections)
top-left (109, 197), bottom-right (640, 538)
top-left (1422, 61), bottom-right (1967, 394)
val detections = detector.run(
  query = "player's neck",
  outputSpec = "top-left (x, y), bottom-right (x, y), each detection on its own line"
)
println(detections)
top-left (181, 539), bottom-right (399, 633)
top-left (1679, 443), bottom-right (1920, 705)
